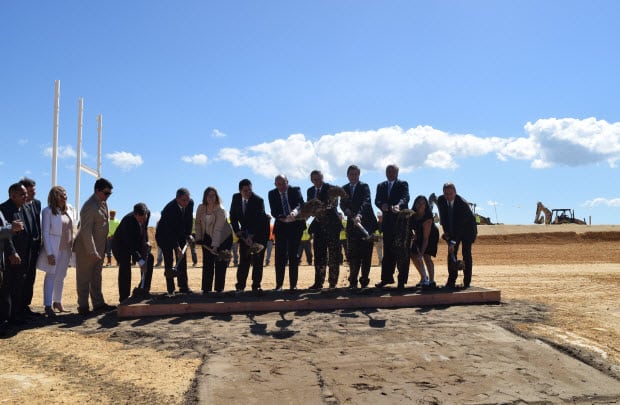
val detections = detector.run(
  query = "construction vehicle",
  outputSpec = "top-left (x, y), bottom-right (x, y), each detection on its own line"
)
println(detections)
top-left (469, 203), bottom-right (493, 225)
top-left (534, 202), bottom-right (586, 225)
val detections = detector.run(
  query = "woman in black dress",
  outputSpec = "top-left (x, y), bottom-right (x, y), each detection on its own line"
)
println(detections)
top-left (410, 195), bottom-right (439, 288)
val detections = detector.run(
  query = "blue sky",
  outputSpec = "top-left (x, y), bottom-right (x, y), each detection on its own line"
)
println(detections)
top-left (1, 1), bottom-right (619, 225)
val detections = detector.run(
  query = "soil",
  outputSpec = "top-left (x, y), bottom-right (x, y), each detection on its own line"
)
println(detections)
top-left (1, 225), bottom-right (619, 404)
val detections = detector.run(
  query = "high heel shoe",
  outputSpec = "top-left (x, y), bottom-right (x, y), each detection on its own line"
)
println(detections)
top-left (52, 302), bottom-right (69, 313)
top-left (45, 306), bottom-right (56, 317)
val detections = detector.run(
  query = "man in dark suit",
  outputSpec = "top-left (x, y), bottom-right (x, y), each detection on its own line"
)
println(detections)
top-left (374, 164), bottom-right (410, 288)
top-left (229, 179), bottom-right (268, 292)
top-left (0, 183), bottom-right (31, 323)
top-left (268, 174), bottom-right (305, 291)
top-left (112, 203), bottom-right (153, 301)
top-left (19, 177), bottom-right (42, 317)
top-left (307, 170), bottom-right (343, 289)
top-left (155, 188), bottom-right (194, 295)
top-left (340, 165), bottom-right (378, 289)
top-left (0, 210), bottom-right (24, 329)
top-left (436, 182), bottom-right (477, 289)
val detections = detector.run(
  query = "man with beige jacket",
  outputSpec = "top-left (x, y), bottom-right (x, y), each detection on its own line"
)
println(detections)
top-left (73, 178), bottom-right (116, 315)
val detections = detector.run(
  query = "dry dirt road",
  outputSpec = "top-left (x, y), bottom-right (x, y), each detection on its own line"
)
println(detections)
top-left (1, 225), bottom-right (619, 404)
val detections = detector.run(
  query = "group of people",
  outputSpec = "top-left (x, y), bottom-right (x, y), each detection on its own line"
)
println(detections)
top-left (0, 164), bottom-right (477, 325)
top-left (127, 163), bottom-right (477, 298)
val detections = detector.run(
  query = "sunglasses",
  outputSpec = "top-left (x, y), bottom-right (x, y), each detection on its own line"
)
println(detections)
top-left (102, 190), bottom-right (113, 196)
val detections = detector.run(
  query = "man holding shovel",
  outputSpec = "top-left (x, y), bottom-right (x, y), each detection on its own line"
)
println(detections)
top-left (156, 188), bottom-right (194, 295)
top-left (112, 203), bottom-right (153, 301)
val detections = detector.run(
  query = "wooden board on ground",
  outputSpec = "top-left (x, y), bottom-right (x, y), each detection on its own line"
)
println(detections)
top-left (117, 286), bottom-right (501, 318)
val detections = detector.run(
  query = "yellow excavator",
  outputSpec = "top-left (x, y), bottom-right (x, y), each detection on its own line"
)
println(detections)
top-left (534, 202), bottom-right (586, 225)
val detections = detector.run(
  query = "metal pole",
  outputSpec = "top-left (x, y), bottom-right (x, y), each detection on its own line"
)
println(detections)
top-left (52, 80), bottom-right (60, 186)
top-left (75, 97), bottom-right (83, 222)
top-left (97, 114), bottom-right (102, 177)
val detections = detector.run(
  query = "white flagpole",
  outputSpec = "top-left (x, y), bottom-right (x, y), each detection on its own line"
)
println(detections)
top-left (52, 80), bottom-right (60, 186)
top-left (75, 97), bottom-right (83, 222)
top-left (97, 114), bottom-right (102, 177)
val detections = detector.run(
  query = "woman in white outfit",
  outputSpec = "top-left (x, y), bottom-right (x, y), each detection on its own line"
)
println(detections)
top-left (37, 186), bottom-right (74, 316)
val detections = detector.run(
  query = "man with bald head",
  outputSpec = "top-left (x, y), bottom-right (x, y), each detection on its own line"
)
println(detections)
top-left (268, 175), bottom-right (305, 291)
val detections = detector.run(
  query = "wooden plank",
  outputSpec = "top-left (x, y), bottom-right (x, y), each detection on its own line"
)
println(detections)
top-left (118, 287), bottom-right (501, 319)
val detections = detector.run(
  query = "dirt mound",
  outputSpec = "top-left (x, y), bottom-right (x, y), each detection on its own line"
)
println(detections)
top-left (478, 231), bottom-right (620, 244)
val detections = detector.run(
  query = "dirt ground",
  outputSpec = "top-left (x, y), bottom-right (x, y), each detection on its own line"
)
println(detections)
top-left (1, 225), bottom-right (619, 404)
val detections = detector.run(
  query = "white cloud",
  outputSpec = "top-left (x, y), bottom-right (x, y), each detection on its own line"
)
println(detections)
top-left (583, 197), bottom-right (620, 208)
top-left (500, 117), bottom-right (620, 168)
top-left (43, 145), bottom-right (77, 159)
top-left (212, 129), bottom-right (226, 138)
top-left (218, 126), bottom-right (507, 181)
top-left (106, 151), bottom-right (143, 171)
top-left (216, 118), bottom-right (620, 180)
top-left (181, 154), bottom-right (208, 166)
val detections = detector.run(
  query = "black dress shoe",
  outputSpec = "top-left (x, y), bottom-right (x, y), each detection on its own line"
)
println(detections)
top-left (77, 307), bottom-right (91, 316)
top-left (308, 283), bottom-right (322, 290)
top-left (396, 283), bottom-right (405, 290)
top-left (93, 303), bottom-right (116, 312)
top-left (23, 306), bottom-right (43, 318)
top-left (375, 281), bottom-right (393, 288)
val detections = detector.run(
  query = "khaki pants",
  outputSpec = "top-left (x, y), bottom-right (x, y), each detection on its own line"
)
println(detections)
top-left (75, 254), bottom-right (105, 310)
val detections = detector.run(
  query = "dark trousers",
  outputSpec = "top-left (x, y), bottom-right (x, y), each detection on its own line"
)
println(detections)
top-left (380, 233), bottom-right (410, 285)
top-left (312, 230), bottom-right (341, 287)
top-left (116, 252), bottom-right (154, 301)
top-left (446, 240), bottom-right (473, 287)
top-left (163, 244), bottom-right (189, 294)
top-left (235, 241), bottom-right (265, 290)
top-left (347, 236), bottom-right (374, 287)
top-left (23, 244), bottom-right (39, 308)
top-left (202, 247), bottom-right (228, 292)
top-left (0, 265), bottom-right (26, 322)
top-left (298, 241), bottom-right (312, 264)
top-left (274, 226), bottom-right (302, 289)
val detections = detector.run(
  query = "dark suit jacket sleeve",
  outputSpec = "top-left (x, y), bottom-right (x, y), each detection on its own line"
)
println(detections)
top-left (113, 214), bottom-right (141, 257)
top-left (268, 190), bottom-right (280, 219)
top-left (289, 187), bottom-right (304, 213)
top-left (375, 182), bottom-right (387, 210)
top-left (246, 195), bottom-right (266, 236)
top-left (395, 180), bottom-right (410, 209)
top-left (229, 194), bottom-right (242, 234)
top-left (156, 200), bottom-right (183, 249)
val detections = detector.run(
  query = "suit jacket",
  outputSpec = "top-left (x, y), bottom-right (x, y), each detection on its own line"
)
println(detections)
top-left (340, 181), bottom-right (378, 235)
top-left (23, 199), bottom-right (42, 245)
top-left (229, 193), bottom-right (269, 243)
top-left (155, 198), bottom-right (194, 250)
top-left (437, 194), bottom-right (477, 244)
top-left (112, 211), bottom-right (151, 260)
top-left (374, 179), bottom-right (410, 237)
top-left (0, 199), bottom-right (32, 261)
top-left (36, 205), bottom-right (75, 273)
top-left (307, 183), bottom-right (342, 235)
top-left (0, 210), bottom-right (14, 271)
top-left (195, 203), bottom-right (233, 248)
top-left (73, 193), bottom-right (109, 258)
top-left (268, 186), bottom-right (306, 234)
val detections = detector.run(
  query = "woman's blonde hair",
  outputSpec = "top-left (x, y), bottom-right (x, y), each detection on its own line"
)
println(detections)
top-left (48, 186), bottom-right (67, 215)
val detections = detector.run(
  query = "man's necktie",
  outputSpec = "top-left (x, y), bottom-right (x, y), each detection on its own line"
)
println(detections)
top-left (350, 184), bottom-right (356, 197)
top-left (282, 193), bottom-right (290, 215)
top-left (387, 182), bottom-right (393, 198)
top-left (242, 199), bottom-right (247, 215)
top-left (314, 187), bottom-right (320, 199)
